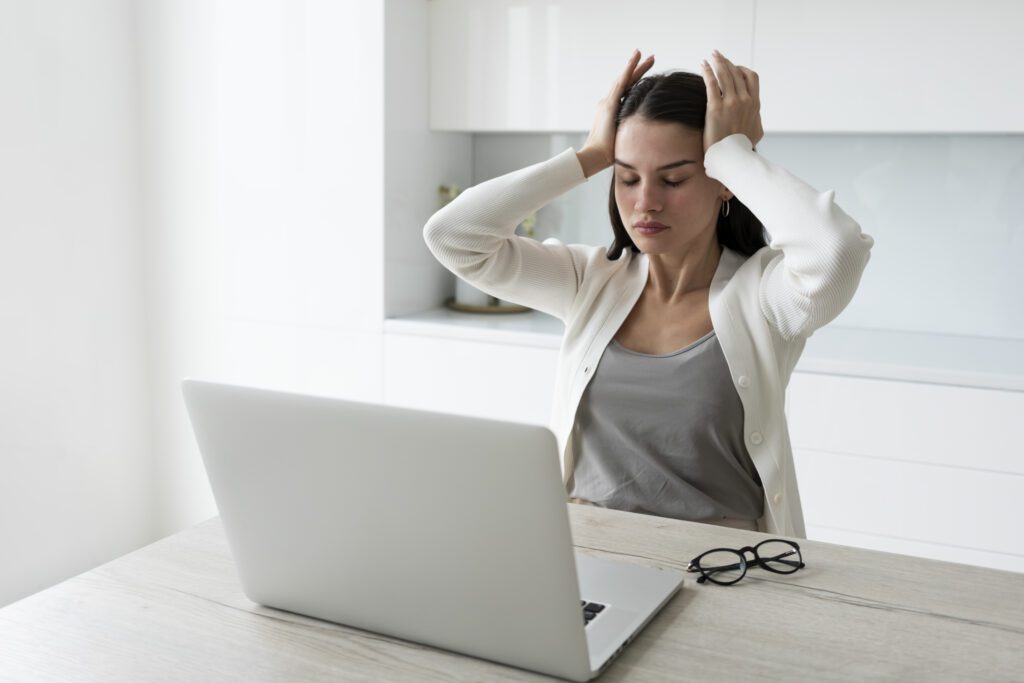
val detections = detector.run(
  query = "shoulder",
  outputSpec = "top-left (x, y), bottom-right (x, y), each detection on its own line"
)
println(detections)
top-left (729, 245), bottom-right (782, 281)
top-left (542, 238), bottom-right (638, 278)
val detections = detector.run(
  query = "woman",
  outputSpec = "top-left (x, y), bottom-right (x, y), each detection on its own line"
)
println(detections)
top-left (423, 49), bottom-right (873, 538)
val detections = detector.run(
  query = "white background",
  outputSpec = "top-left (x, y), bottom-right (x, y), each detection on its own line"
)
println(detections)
top-left (2, 0), bottom-right (1022, 607)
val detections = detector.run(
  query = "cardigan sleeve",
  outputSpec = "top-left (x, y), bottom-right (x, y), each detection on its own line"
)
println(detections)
top-left (703, 133), bottom-right (875, 340)
top-left (422, 147), bottom-right (591, 322)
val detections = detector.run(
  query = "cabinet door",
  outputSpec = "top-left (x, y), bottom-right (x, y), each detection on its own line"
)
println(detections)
top-left (787, 372), bottom-right (1024, 571)
top-left (787, 373), bottom-right (1023, 474)
top-left (430, 0), bottom-right (755, 132)
top-left (794, 447), bottom-right (1024, 573)
top-left (383, 333), bottom-right (559, 425)
top-left (754, 0), bottom-right (1024, 132)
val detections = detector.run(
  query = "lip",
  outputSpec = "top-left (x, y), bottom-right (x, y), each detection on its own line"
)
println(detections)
top-left (634, 221), bottom-right (668, 235)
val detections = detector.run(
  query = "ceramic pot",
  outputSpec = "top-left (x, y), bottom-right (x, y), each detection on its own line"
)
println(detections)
top-left (455, 277), bottom-right (493, 306)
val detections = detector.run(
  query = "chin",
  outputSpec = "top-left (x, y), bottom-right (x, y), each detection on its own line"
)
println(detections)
top-left (630, 231), bottom-right (674, 248)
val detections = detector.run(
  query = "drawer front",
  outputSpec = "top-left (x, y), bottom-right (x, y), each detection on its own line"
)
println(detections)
top-left (788, 373), bottom-right (1024, 475)
top-left (793, 447), bottom-right (1024, 562)
top-left (805, 524), bottom-right (1024, 574)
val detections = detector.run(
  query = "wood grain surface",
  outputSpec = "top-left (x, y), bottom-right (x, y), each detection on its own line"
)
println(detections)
top-left (2, 504), bottom-right (1022, 682)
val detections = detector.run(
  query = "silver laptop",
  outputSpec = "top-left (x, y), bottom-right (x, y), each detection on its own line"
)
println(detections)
top-left (182, 378), bottom-right (683, 681)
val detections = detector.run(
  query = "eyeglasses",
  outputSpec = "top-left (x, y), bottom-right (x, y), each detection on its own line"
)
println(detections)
top-left (686, 538), bottom-right (805, 585)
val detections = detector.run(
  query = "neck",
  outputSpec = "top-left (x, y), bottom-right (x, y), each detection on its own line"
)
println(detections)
top-left (644, 232), bottom-right (722, 304)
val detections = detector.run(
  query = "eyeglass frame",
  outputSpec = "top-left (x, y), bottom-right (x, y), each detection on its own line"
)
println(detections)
top-left (686, 538), bottom-right (805, 585)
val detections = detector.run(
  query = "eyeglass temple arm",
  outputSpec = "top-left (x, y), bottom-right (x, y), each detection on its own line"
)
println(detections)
top-left (687, 560), bottom-right (745, 574)
top-left (687, 546), bottom-right (804, 573)
top-left (756, 550), bottom-right (803, 569)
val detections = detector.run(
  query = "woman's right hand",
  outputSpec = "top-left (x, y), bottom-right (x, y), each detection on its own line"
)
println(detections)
top-left (578, 49), bottom-right (655, 178)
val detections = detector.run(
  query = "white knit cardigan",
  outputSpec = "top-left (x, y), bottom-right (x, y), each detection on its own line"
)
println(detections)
top-left (423, 133), bottom-right (874, 538)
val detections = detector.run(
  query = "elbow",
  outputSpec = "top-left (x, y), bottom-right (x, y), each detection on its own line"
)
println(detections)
top-left (422, 221), bottom-right (435, 250)
top-left (422, 215), bottom-right (440, 244)
top-left (820, 191), bottom-right (874, 268)
top-left (422, 217), bottom-right (447, 258)
top-left (421, 218), bottom-right (483, 279)
top-left (844, 219), bottom-right (874, 273)
top-left (423, 186), bottom-right (471, 249)
top-left (823, 230), bottom-right (872, 295)
top-left (857, 229), bottom-right (875, 256)
top-left (422, 222), bottom-right (437, 261)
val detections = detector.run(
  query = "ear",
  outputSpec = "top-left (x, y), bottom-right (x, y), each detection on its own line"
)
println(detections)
top-left (722, 190), bottom-right (734, 202)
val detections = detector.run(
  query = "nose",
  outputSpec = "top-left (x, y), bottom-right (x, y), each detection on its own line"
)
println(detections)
top-left (633, 181), bottom-right (663, 213)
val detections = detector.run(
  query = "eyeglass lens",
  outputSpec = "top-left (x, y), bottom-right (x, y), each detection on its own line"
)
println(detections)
top-left (756, 540), bottom-right (802, 573)
top-left (695, 539), bottom-right (802, 584)
top-left (696, 550), bottom-right (746, 584)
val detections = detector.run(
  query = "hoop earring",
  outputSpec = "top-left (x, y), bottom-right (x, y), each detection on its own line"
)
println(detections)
top-left (721, 198), bottom-right (731, 218)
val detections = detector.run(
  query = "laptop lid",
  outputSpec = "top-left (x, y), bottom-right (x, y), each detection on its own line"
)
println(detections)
top-left (182, 378), bottom-right (594, 681)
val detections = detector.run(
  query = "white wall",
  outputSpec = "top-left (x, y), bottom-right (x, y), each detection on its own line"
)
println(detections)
top-left (0, 0), bottom-right (155, 607)
top-left (138, 0), bottom-right (387, 537)
top-left (1, 0), bottom-right (387, 608)
top-left (384, 0), bottom-right (472, 318)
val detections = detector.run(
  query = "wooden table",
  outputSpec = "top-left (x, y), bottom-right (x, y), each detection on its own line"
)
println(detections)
top-left (2, 505), bottom-right (1023, 681)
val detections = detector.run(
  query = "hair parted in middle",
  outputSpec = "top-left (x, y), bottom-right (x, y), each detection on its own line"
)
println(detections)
top-left (606, 71), bottom-right (769, 261)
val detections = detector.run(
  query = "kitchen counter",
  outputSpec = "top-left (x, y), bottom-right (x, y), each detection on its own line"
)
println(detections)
top-left (385, 308), bottom-right (1024, 392)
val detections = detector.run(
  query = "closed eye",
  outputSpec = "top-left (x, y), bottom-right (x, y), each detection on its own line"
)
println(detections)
top-left (619, 178), bottom-right (684, 187)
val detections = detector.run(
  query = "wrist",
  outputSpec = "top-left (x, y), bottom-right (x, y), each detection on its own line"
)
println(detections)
top-left (576, 147), bottom-right (612, 179)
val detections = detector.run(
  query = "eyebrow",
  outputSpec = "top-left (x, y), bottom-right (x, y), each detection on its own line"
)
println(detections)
top-left (614, 159), bottom-right (696, 171)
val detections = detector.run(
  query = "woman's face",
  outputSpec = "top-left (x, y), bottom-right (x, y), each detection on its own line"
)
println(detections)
top-left (613, 116), bottom-right (730, 254)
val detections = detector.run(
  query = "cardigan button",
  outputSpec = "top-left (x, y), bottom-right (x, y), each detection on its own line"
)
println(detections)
top-left (773, 492), bottom-right (783, 504)
top-left (738, 375), bottom-right (750, 388)
top-left (584, 366), bottom-right (591, 374)
top-left (749, 431), bottom-right (763, 445)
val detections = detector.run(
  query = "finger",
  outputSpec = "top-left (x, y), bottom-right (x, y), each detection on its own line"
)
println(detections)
top-left (631, 54), bottom-right (655, 83)
top-left (610, 50), bottom-right (645, 99)
top-left (712, 50), bottom-right (737, 98)
top-left (726, 60), bottom-right (750, 100)
top-left (620, 51), bottom-right (647, 84)
top-left (700, 59), bottom-right (721, 103)
top-left (738, 66), bottom-right (760, 103)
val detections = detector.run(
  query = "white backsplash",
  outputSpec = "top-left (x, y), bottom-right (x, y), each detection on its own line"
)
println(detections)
top-left (472, 132), bottom-right (1024, 342)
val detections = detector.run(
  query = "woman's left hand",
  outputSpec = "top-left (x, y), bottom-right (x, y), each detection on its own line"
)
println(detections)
top-left (701, 50), bottom-right (764, 153)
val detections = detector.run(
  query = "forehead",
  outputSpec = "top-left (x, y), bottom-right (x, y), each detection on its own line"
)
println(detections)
top-left (614, 118), bottom-right (702, 167)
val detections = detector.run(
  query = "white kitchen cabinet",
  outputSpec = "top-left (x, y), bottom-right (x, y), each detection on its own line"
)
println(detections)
top-left (429, 0), bottom-right (1024, 134)
top-left (794, 446), bottom-right (1024, 572)
top-left (787, 372), bottom-right (1024, 571)
top-left (753, 0), bottom-right (1024, 133)
top-left (429, 0), bottom-right (755, 132)
top-left (383, 319), bottom-right (1024, 572)
top-left (787, 373), bottom-right (1024, 474)
top-left (383, 332), bottom-right (559, 425)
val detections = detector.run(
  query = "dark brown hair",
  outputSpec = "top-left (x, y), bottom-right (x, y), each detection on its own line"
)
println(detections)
top-left (606, 71), bottom-right (768, 260)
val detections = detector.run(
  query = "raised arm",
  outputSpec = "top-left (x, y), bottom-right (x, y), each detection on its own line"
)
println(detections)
top-left (702, 51), bottom-right (873, 340)
top-left (422, 149), bottom-right (590, 321)
top-left (423, 50), bottom-right (658, 322)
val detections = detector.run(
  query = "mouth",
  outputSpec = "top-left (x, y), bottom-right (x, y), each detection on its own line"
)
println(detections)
top-left (634, 221), bottom-right (669, 235)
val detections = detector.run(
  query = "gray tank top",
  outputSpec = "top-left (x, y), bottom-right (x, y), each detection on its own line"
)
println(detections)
top-left (568, 329), bottom-right (765, 523)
